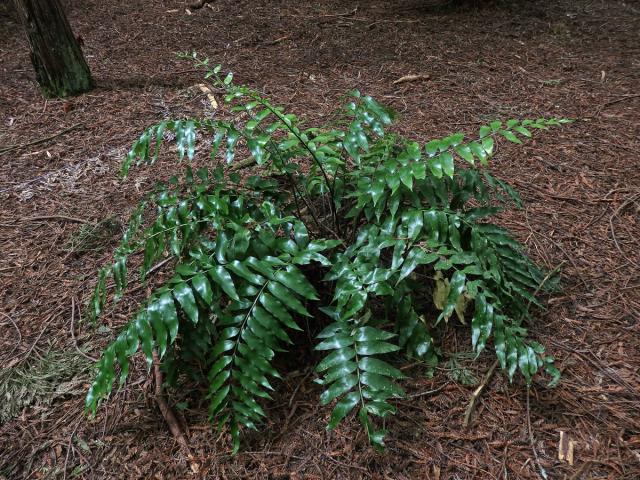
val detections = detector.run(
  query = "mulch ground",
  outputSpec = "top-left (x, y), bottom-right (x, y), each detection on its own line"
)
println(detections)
top-left (1, 0), bottom-right (639, 478)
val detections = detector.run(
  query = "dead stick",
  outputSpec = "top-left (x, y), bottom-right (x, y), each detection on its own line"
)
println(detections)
top-left (0, 310), bottom-right (21, 358)
top-left (527, 388), bottom-right (549, 479)
top-left (152, 351), bottom-right (193, 457)
top-left (71, 297), bottom-right (97, 362)
top-left (0, 123), bottom-right (84, 155)
top-left (596, 93), bottom-right (640, 112)
top-left (462, 359), bottom-right (499, 427)
top-left (22, 215), bottom-right (94, 225)
top-left (62, 420), bottom-right (82, 480)
top-left (568, 461), bottom-right (593, 480)
top-left (21, 313), bottom-right (54, 362)
top-left (228, 157), bottom-right (257, 172)
top-left (609, 191), bottom-right (640, 269)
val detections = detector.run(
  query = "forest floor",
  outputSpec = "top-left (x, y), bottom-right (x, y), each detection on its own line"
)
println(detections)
top-left (1, 0), bottom-right (639, 478)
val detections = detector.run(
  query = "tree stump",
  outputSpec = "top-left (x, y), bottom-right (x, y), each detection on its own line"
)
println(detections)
top-left (12, 0), bottom-right (93, 98)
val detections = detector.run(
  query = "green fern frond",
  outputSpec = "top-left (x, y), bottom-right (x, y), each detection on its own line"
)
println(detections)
top-left (204, 254), bottom-right (319, 452)
top-left (316, 318), bottom-right (404, 450)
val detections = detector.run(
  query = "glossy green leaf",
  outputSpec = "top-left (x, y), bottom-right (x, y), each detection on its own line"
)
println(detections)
top-left (319, 374), bottom-right (358, 405)
top-left (402, 209), bottom-right (423, 240)
top-left (173, 281), bottom-right (198, 324)
top-left (455, 144), bottom-right (474, 164)
top-left (356, 341), bottom-right (400, 356)
top-left (358, 357), bottom-right (404, 378)
top-left (469, 141), bottom-right (488, 164)
top-left (440, 152), bottom-right (454, 178)
top-left (501, 130), bottom-right (522, 144)
top-left (191, 273), bottom-right (213, 305)
top-left (260, 292), bottom-right (301, 330)
top-left (148, 300), bottom-right (168, 358)
top-left (321, 361), bottom-right (358, 384)
top-left (397, 248), bottom-right (439, 284)
top-left (209, 265), bottom-right (240, 301)
top-left (327, 391), bottom-right (359, 430)
top-left (482, 137), bottom-right (494, 156)
top-left (317, 345), bottom-right (356, 372)
top-left (514, 125), bottom-right (532, 137)
top-left (274, 267), bottom-right (318, 300)
top-left (267, 281), bottom-right (311, 316)
top-left (158, 292), bottom-right (178, 342)
top-left (209, 384), bottom-right (230, 416)
top-left (429, 154), bottom-right (443, 178)
top-left (353, 326), bottom-right (395, 342)
top-left (360, 373), bottom-right (404, 397)
top-left (316, 334), bottom-right (355, 351)
top-left (227, 260), bottom-right (266, 286)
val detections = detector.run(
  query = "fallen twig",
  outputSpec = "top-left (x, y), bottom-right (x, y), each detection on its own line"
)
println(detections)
top-left (568, 461), bottom-right (592, 480)
top-left (609, 190), bottom-right (640, 269)
top-left (527, 388), bottom-right (548, 479)
top-left (71, 297), bottom-right (98, 362)
top-left (262, 35), bottom-right (291, 46)
top-left (21, 313), bottom-right (55, 362)
top-left (522, 261), bottom-right (566, 318)
top-left (596, 93), bottom-right (640, 114)
top-left (152, 350), bottom-right (199, 472)
top-left (407, 384), bottom-right (447, 398)
top-left (392, 74), bottom-right (431, 85)
top-left (462, 359), bottom-right (499, 427)
top-left (0, 310), bottom-right (22, 358)
top-left (289, 369), bottom-right (314, 408)
top-left (0, 123), bottom-right (84, 155)
top-left (22, 215), bottom-right (94, 225)
top-left (547, 338), bottom-right (639, 398)
top-left (62, 420), bottom-right (82, 480)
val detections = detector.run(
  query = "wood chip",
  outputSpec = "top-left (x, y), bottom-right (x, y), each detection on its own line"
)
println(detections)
top-left (197, 83), bottom-right (218, 110)
top-left (558, 431), bottom-right (575, 465)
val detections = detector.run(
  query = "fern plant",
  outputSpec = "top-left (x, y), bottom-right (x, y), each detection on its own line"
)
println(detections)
top-left (86, 53), bottom-right (569, 452)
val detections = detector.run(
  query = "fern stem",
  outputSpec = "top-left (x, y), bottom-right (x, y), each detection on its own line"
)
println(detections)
top-left (251, 97), bottom-right (341, 237)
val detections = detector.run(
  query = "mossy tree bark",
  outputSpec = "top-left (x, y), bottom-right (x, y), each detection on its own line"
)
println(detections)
top-left (12, 0), bottom-right (93, 98)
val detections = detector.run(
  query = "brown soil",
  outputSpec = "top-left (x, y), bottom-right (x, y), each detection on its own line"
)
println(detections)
top-left (1, 0), bottom-right (639, 478)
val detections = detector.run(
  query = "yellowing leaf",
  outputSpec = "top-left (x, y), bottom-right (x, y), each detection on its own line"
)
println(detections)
top-left (433, 272), bottom-right (449, 312)
top-left (455, 293), bottom-right (470, 324)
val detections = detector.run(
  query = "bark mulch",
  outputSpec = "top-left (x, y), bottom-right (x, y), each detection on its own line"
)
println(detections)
top-left (0, 0), bottom-right (638, 478)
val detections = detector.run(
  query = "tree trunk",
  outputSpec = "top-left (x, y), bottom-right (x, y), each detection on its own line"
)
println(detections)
top-left (12, 0), bottom-right (93, 98)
